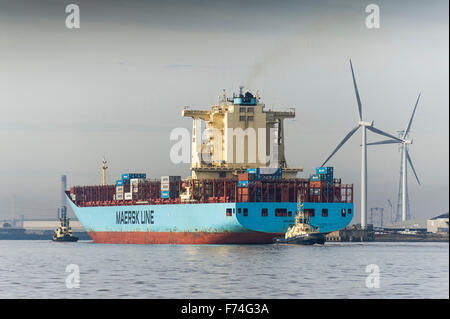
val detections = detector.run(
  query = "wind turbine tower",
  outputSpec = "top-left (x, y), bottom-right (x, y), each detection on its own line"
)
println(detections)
top-left (367, 94), bottom-right (421, 222)
top-left (396, 131), bottom-right (411, 221)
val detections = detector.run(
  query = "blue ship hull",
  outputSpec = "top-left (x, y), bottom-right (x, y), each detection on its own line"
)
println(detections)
top-left (68, 199), bottom-right (353, 244)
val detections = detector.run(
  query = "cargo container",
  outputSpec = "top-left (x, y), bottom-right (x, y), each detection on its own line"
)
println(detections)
top-left (161, 184), bottom-right (170, 191)
top-left (116, 193), bottom-right (124, 200)
top-left (161, 176), bottom-right (169, 184)
top-left (161, 176), bottom-right (181, 184)
top-left (238, 173), bottom-right (249, 181)
top-left (238, 180), bottom-right (249, 188)
top-left (116, 180), bottom-right (123, 186)
top-left (310, 174), bottom-right (332, 182)
top-left (310, 181), bottom-right (328, 188)
top-left (260, 175), bottom-right (282, 181)
top-left (124, 192), bottom-right (133, 200)
top-left (161, 190), bottom-right (169, 199)
top-left (316, 167), bottom-right (333, 175)
top-left (122, 173), bottom-right (146, 181)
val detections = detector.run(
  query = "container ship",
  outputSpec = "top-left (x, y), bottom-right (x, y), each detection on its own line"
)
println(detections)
top-left (67, 88), bottom-right (354, 244)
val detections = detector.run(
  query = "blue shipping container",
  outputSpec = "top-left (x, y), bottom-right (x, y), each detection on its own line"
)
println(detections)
top-left (238, 181), bottom-right (249, 188)
top-left (326, 174), bottom-right (333, 183)
top-left (123, 173), bottom-right (146, 180)
top-left (260, 174), bottom-right (282, 181)
top-left (116, 180), bottom-right (123, 186)
top-left (316, 167), bottom-right (333, 175)
top-left (246, 168), bottom-right (260, 180)
top-left (161, 191), bottom-right (169, 199)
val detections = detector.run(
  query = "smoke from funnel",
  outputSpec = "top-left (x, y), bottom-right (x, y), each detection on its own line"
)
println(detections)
top-left (245, 38), bottom-right (296, 89)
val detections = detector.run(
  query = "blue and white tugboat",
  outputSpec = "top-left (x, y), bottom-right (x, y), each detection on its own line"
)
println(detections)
top-left (274, 196), bottom-right (326, 245)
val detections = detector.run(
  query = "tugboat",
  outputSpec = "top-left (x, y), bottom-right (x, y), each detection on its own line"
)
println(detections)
top-left (52, 206), bottom-right (78, 242)
top-left (273, 196), bottom-right (326, 245)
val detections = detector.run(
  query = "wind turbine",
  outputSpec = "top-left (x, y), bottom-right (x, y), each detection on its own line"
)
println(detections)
top-left (367, 94), bottom-right (421, 222)
top-left (321, 60), bottom-right (403, 229)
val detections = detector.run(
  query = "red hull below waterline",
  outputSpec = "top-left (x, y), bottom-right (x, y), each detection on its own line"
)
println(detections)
top-left (88, 231), bottom-right (282, 244)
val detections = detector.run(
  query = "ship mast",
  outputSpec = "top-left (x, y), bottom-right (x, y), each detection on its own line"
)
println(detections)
top-left (296, 194), bottom-right (308, 225)
top-left (102, 157), bottom-right (108, 186)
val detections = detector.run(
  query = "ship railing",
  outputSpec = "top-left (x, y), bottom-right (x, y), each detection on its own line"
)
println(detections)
top-left (69, 178), bottom-right (354, 206)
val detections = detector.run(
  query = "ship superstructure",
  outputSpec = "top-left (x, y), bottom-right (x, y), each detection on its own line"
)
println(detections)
top-left (182, 87), bottom-right (301, 179)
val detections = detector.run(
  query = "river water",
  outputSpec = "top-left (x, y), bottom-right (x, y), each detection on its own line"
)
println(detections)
top-left (0, 240), bottom-right (448, 298)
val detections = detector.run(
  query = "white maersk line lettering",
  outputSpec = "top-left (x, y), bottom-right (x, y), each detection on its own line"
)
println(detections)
top-left (116, 210), bottom-right (154, 225)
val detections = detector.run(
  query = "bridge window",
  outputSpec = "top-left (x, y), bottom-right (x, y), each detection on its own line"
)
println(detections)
top-left (288, 211), bottom-right (292, 217)
top-left (237, 208), bottom-right (242, 214)
top-left (240, 107), bottom-right (246, 113)
top-left (239, 116), bottom-right (246, 121)
top-left (226, 208), bottom-right (232, 216)
top-left (304, 209), bottom-right (315, 217)
top-left (275, 208), bottom-right (287, 217)
top-left (243, 208), bottom-right (248, 216)
top-left (341, 208), bottom-right (346, 217)
top-left (322, 209), bottom-right (328, 217)
top-left (247, 116), bottom-right (254, 121)
top-left (347, 208), bottom-right (352, 215)
top-left (261, 208), bottom-right (268, 217)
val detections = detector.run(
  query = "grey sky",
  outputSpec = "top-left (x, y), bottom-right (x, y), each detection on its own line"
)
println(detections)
top-left (0, 0), bottom-right (448, 222)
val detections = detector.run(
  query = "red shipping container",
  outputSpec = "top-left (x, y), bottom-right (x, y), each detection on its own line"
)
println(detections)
top-left (310, 181), bottom-right (329, 188)
top-left (238, 173), bottom-right (249, 181)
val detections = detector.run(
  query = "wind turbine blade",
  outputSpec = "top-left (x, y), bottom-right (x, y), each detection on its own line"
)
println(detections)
top-left (406, 149), bottom-right (420, 185)
top-left (403, 93), bottom-right (421, 139)
top-left (321, 125), bottom-right (360, 166)
top-left (366, 140), bottom-right (402, 146)
top-left (350, 60), bottom-right (363, 121)
top-left (367, 126), bottom-right (403, 143)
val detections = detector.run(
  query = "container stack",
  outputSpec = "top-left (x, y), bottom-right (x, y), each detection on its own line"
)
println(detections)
top-left (160, 176), bottom-right (181, 199)
top-left (115, 180), bottom-right (124, 200)
top-left (310, 167), bottom-right (333, 185)
top-left (237, 173), bottom-right (249, 201)
top-left (309, 167), bottom-right (334, 197)
top-left (115, 173), bottom-right (146, 200)
top-left (238, 173), bottom-right (249, 187)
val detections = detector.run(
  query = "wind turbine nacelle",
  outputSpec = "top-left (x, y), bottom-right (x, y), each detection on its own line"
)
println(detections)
top-left (358, 120), bottom-right (373, 127)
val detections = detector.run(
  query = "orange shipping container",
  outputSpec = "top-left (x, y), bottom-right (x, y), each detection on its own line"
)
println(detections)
top-left (310, 181), bottom-right (324, 188)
